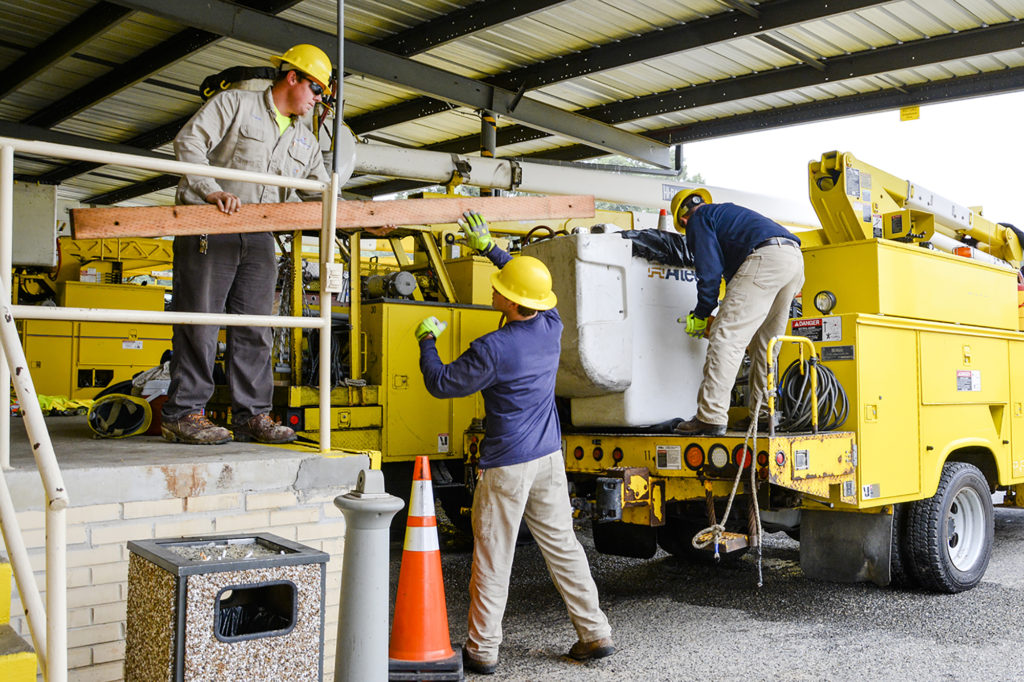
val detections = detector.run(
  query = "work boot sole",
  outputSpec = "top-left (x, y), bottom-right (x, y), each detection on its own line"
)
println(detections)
top-left (233, 430), bottom-right (297, 444)
top-left (160, 426), bottom-right (232, 445)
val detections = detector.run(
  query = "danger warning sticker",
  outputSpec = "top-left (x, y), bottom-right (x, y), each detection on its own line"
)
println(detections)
top-left (656, 445), bottom-right (682, 470)
top-left (791, 317), bottom-right (842, 342)
top-left (956, 370), bottom-right (981, 392)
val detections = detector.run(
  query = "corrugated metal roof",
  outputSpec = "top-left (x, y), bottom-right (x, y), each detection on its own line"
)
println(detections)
top-left (2, 0), bottom-right (1023, 204)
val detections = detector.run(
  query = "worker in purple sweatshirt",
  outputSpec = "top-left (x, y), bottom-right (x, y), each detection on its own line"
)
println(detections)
top-left (416, 211), bottom-right (614, 675)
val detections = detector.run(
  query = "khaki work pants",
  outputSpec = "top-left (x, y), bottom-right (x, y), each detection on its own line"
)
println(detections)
top-left (696, 241), bottom-right (805, 425)
top-left (466, 451), bottom-right (611, 662)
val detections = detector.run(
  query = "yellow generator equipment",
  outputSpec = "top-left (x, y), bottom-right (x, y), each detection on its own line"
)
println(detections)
top-left (527, 152), bottom-right (1024, 594)
top-left (16, 237), bottom-right (174, 399)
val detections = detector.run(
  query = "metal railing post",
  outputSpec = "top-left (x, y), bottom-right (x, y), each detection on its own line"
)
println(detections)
top-left (320, 173), bottom-right (340, 453)
top-left (0, 279), bottom-right (69, 682)
top-left (0, 134), bottom-right (336, 682)
top-left (0, 145), bottom-right (12, 470)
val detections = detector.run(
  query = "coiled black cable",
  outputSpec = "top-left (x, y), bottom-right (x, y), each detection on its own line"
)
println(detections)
top-left (777, 358), bottom-right (849, 431)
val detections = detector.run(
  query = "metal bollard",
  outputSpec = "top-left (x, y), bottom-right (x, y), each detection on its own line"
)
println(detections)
top-left (334, 469), bottom-right (405, 682)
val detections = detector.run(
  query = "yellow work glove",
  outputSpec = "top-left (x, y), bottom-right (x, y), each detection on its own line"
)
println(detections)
top-left (458, 210), bottom-right (494, 253)
top-left (415, 316), bottom-right (447, 341)
top-left (684, 313), bottom-right (708, 339)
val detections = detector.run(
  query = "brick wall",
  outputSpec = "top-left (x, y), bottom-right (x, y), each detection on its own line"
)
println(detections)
top-left (10, 485), bottom-right (356, 681)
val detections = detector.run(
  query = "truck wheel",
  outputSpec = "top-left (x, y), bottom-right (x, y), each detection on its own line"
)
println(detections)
top-left (592, 520), bottom-right (657, 559)
top-left (905, 462), bottom-right (993, 593)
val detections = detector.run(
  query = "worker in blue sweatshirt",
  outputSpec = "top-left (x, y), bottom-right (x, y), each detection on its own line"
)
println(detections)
top-left (415, 211), bottom-right (614, 675)
top-left (671, 189), bottom-right (804, 436)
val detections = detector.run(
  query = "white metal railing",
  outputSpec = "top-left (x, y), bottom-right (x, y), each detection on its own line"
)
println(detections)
top-left (0, 135), bottom-right (342, 681)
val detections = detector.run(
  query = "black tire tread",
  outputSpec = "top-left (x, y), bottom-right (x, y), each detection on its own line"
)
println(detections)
top-left (905, 462), bottom-right (992, 593)
top-left (889, 503), bottom-right (916, 589)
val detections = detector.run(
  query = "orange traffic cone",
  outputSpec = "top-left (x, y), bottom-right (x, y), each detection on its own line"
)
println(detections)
top-left (388, 456), bottom-right (463, 681)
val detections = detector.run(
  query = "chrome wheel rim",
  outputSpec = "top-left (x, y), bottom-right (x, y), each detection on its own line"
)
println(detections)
top-left (945, 486), bottom-right (985, 571)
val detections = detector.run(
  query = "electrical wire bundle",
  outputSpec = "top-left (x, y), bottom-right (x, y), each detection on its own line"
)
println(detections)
top-left (776, 358), bottom-right (849, 431)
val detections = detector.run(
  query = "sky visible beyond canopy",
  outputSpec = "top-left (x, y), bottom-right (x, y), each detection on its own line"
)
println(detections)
top-left (681, 90), bottom-right (1024, 228)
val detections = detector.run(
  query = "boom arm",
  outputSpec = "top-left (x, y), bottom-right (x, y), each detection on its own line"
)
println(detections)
top-left (808, 151), bottom-right (1022, 268)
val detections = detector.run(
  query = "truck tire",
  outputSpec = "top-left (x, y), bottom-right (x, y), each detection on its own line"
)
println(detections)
top-left (889, 503), bottom-right (917, 589)
top-left (905, 462), bottom-right (993, 593)
top-left (592, 520), bottom-right (657, 559)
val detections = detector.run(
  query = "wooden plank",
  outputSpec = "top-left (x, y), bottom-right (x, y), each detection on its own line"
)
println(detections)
top-left (70, 195), bottom-right (595, 239)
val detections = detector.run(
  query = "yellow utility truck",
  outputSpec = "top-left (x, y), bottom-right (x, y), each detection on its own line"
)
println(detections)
top-left (535, 151), bottom-right (1024, 593)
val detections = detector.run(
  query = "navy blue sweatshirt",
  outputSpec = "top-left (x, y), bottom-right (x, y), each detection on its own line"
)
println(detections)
top-left (684, 202), bottom-right (799, 318)
top-left (418, 246), bottom-right (562, 469)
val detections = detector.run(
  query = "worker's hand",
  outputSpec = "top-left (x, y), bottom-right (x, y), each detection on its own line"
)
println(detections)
top-left (206, 191), bottom-right (241, 215)
top-left (415, 316), bottom-right (447, 341)
top-left (684, 313), bottom-right (708, 339)
top-left (459, 211), bottom-right (493, 253)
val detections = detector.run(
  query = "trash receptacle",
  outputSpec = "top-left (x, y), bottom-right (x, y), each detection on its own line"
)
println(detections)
top-left (125, 533), bottom-right (329, 682)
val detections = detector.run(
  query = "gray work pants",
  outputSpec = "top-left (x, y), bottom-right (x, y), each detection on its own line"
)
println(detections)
top-left (162, 233), bottom-right (276, 424)
top-left (696, 241), bottom-right (804, 425)
top-left (466, 451), bottom-right (611, 662)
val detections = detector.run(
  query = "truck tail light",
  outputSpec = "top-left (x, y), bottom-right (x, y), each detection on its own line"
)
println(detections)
top-left (612, 447), bottom-right (624, 463)
top-left (708, 443), bottom-right (729, 469)
top-left (593, 447), bottom-right (604, 461)
top-left (573, 446), bottom-right (584, 460)
top-left (757, 451), bottom-right (769, 467)
top-left (733, 444), bottom-right (753, 468)
top-left (684, 444), bottom-right (704, 470)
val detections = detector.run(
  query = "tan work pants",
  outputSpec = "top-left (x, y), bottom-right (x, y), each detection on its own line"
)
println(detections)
top-left (696, 241), bottom-right (804, 425)
top-left (466, 451), bottom-right (611, 662)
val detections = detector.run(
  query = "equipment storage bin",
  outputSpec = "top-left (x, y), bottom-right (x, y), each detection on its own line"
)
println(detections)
top-left (125, 533), bottom-right (329, 682)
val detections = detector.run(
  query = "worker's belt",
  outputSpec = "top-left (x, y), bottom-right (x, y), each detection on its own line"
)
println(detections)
top-left (752, 236), bottom-right (799, 251)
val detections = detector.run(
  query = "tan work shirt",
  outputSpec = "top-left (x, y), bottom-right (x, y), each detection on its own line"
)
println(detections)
top-left (174, 87), bottom-right (328, 206)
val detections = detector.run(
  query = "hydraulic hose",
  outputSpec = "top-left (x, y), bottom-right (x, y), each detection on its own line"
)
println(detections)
top-left (777, 358), bottom-right (849, 431)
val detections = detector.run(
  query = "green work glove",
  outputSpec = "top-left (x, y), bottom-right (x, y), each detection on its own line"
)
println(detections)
top-left (459, 210), bottom-right (494, 253)
top-left (685, 313), bottom-right (708, 339)
top-left (415, 316), bottom-right (447, 341)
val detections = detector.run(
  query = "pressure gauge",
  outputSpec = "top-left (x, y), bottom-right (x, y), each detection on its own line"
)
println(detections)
top-left (813, 290), bottom-right (837, 315)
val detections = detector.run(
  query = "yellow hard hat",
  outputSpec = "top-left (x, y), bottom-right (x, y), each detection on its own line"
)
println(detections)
top-left (670, 188), bottom-right (712, 229)
top-left (270, 44), bottom-right (333, 96)
top-left (491, 256), bottom-right (557, 310)
top-left (87, 394), bottom-right (152, 439)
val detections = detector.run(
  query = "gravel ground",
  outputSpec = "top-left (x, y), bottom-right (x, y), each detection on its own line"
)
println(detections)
top-left (390, 506), bottom-right (1024, 681)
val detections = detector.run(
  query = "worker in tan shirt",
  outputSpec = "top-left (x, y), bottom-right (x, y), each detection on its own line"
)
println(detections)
top-left (162, 44), bottom-right (331, 444)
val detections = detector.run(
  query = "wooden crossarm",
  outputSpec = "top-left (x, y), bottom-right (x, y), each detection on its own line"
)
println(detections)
top-left (70, 195), bottom-right (595, 239)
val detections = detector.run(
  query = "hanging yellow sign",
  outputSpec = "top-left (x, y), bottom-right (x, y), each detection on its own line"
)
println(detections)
top-left (900, 106), bottom-right (920, 121)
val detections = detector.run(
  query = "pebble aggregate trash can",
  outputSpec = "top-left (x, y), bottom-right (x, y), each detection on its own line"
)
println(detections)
top-left (125, 533), bottom-right (328, 681)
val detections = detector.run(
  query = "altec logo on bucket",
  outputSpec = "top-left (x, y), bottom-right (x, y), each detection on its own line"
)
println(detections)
top-left (647, 265), bottom-right (697, 282)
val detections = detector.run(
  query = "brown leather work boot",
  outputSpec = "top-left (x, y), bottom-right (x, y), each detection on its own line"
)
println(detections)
top-left (234, 413), bottom-right (297, 444)
top-left (161, 413), bottom-right (232, 445)
top-left (568, 636), bottom-right (616, 661)
top-left (673, 417), bottom-right (726, 437)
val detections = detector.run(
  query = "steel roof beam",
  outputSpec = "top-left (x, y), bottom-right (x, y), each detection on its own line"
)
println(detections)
top-left (0, 121), bottom-right (170, 160)
top-left (592, 20), bottom-right (1024, 122)
top-left (399, 19), bottom-right (1024, 159)
top-left (381, 0), bottom-right (571, 56)
top-left (350, 0), bottom-right (890, 136)
top-left (21, 0), bottom-right (302, 129)
top-left (33, 115), bottom-right (192, 185)
top-left (85, 175), bottom-right (179, 205)
top-left (109, 0), bottom-right (674, 168)
top-left (0, 2), bottom-right (134, 100)
top-left (348, 65), bottom-right (1024, 198)
top-left (648, 66), bottom-right (1024, 144)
